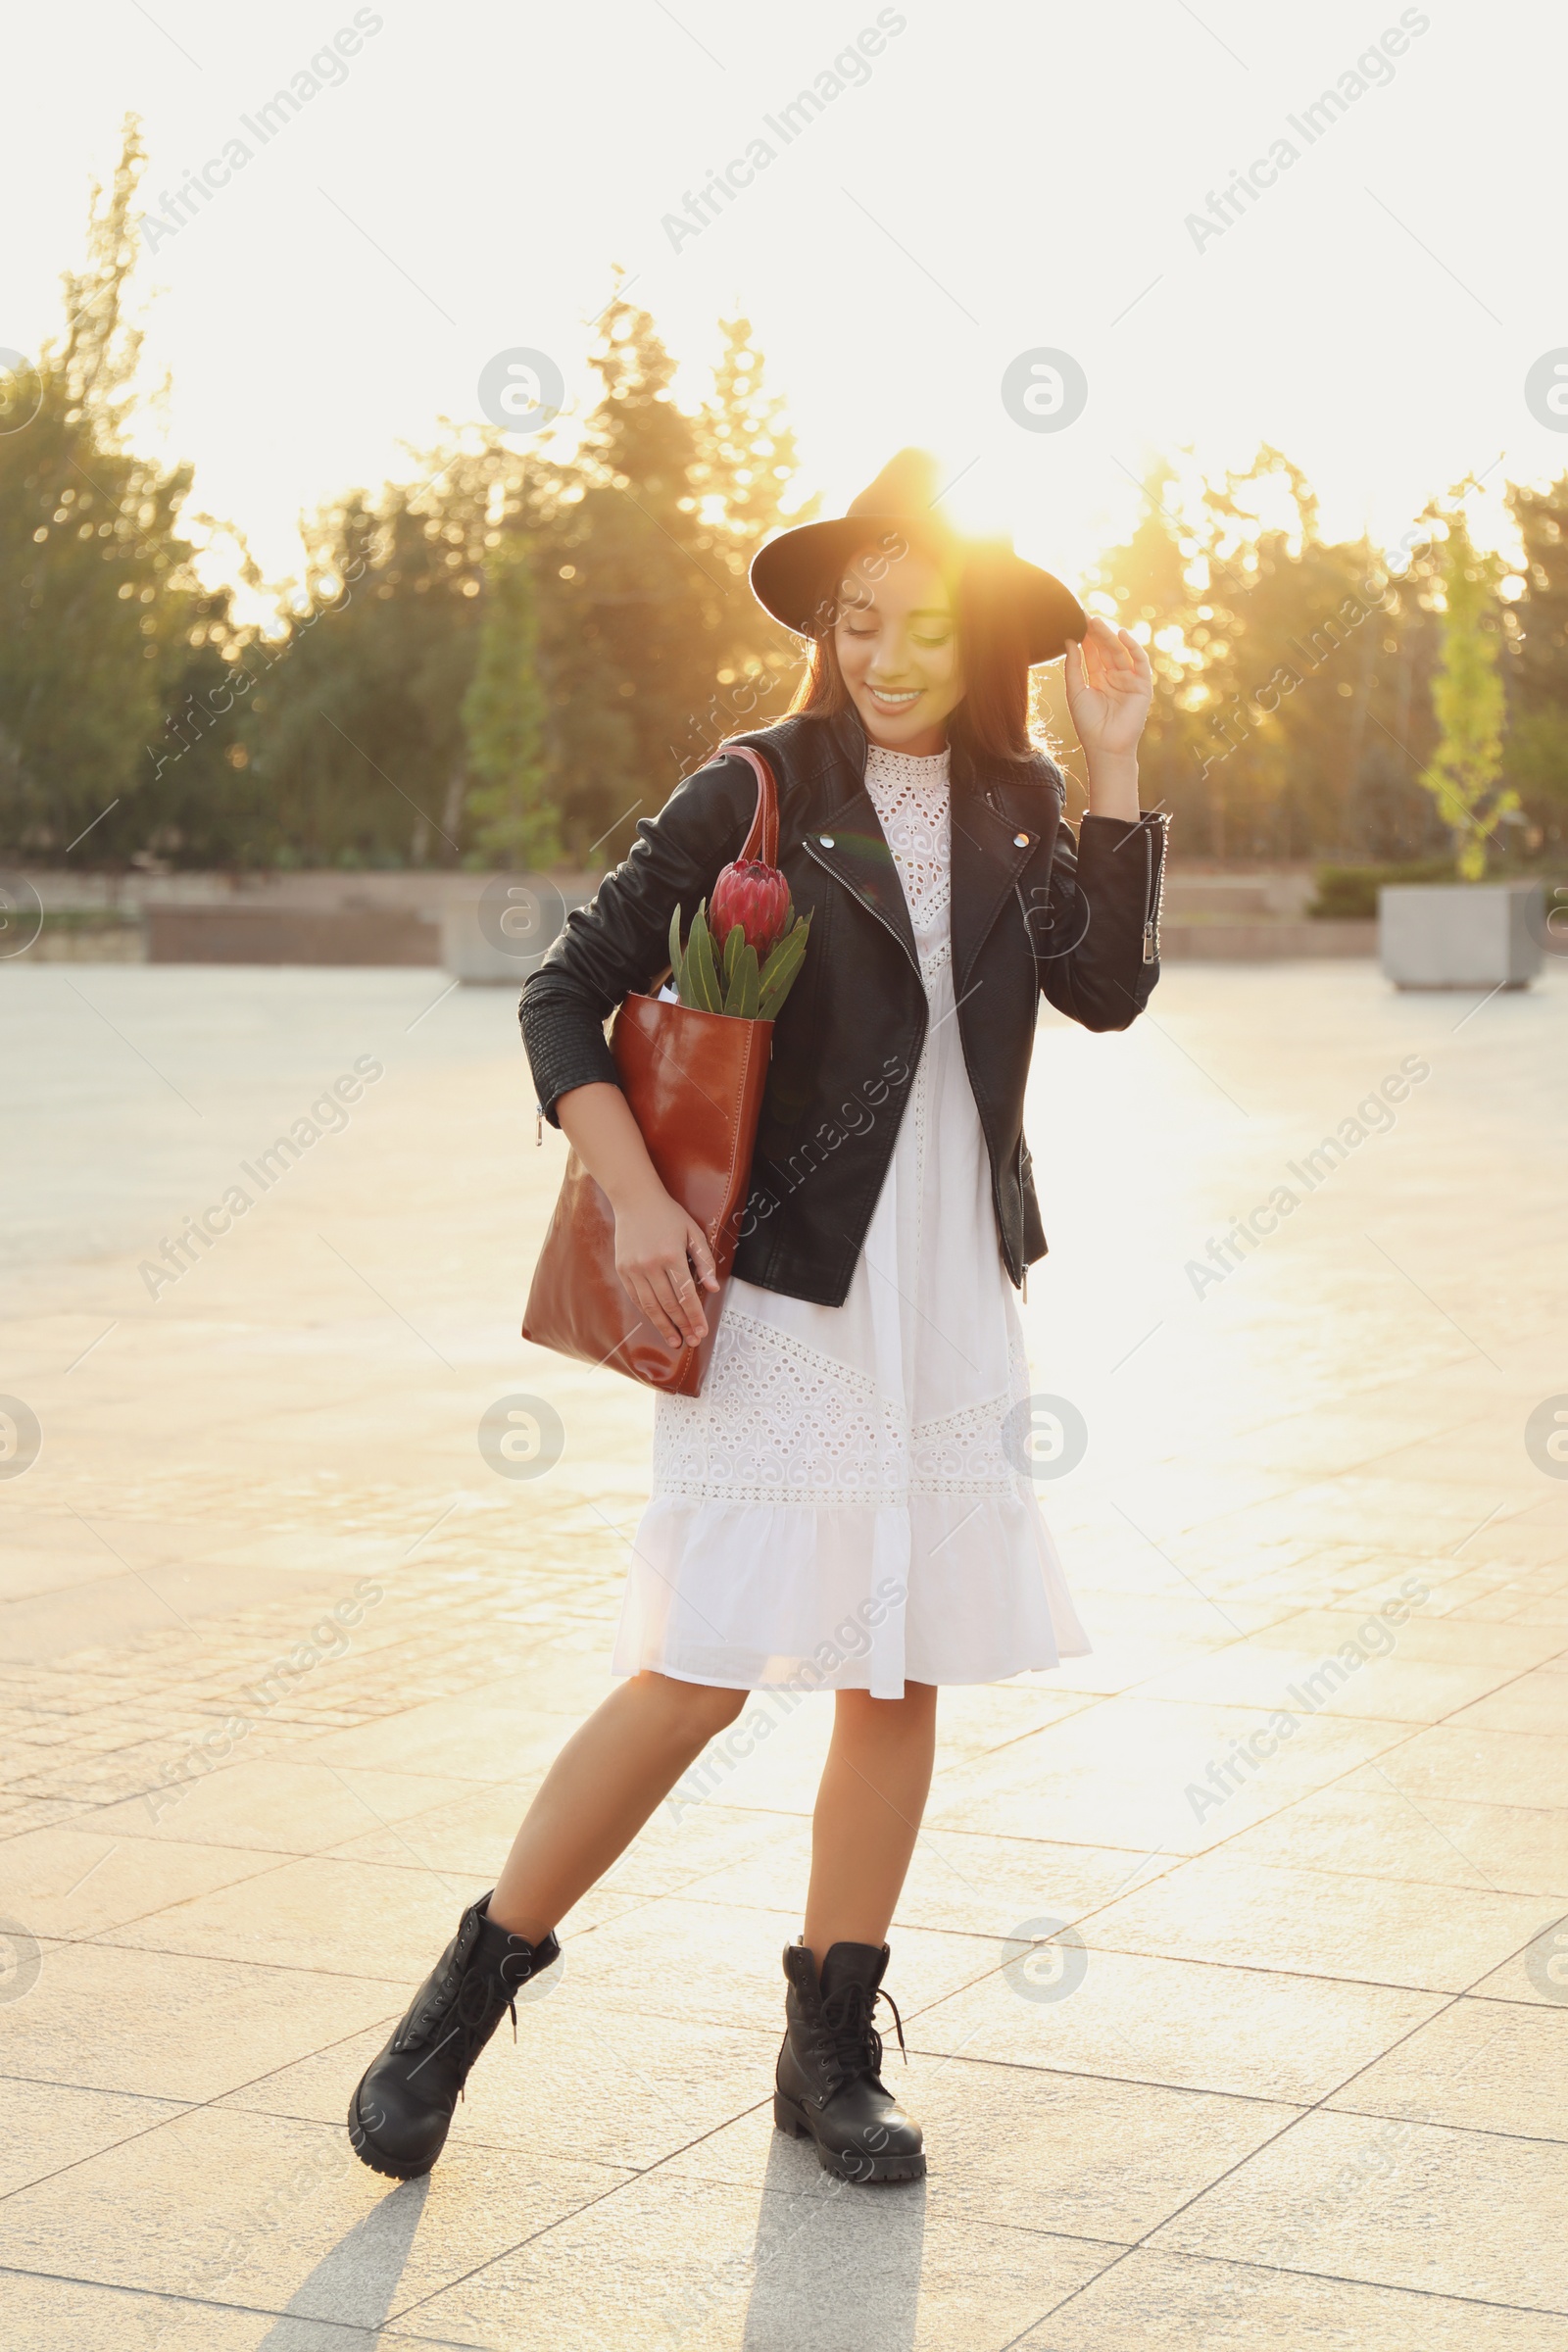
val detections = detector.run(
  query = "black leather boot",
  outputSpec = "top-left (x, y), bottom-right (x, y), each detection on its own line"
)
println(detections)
top-left (774, 1938), bottom-right (925, 2183)
top-left (348, 1891), bottom-right (559, 2180)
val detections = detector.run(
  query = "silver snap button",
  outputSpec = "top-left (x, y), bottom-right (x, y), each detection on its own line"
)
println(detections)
top-left (1014, 831), bottom-right (1030, 848)
top-left (819, 834), bottom-right (835, 849)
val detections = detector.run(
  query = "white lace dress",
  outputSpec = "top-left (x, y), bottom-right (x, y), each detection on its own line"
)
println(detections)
top-left (612, 743), bottom-right (1090, 1698)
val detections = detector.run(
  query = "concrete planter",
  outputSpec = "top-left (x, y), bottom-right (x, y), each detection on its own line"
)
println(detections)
top-left (440, 873), bottom-right (597, 985)
top-left (1379, 882), bottom-right (1545, 991)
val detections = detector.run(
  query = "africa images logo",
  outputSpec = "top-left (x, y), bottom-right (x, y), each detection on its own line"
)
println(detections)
top-left (135, 11), bottom-right (385, 253)
top-left (1184, 9), bottom-right (1432, 255)
top-left (660, 10), bottom-right (907, 253)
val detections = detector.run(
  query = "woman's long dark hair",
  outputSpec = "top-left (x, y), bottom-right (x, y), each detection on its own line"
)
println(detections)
top-left (787, 541), bottom-right (1040, 762)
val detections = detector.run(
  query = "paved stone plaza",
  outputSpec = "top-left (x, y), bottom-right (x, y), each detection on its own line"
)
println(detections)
top-left (1, 956), bottom-right (1565, 2349)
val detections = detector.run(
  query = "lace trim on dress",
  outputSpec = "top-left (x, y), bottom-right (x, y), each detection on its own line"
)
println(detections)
top-left (864, 747), bottom-right (952, 1299)
top-left (654, 1310), bottom-right (1019, 1507)
top-left (864, 746), bottom-right (951, 945)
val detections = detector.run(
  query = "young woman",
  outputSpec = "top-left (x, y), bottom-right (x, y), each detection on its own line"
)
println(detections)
top-left (347, 449), bottom-right (1163, 2188)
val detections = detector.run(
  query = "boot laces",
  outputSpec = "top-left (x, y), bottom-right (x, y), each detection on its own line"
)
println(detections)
top-left (816, 1979), bottom-right (906, 2094)
top-left (412, 1954), bottom-right (518, 2099)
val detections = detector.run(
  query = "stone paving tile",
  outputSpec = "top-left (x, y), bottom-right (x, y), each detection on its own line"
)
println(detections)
top-left (682, 1821), bottom-right (1166, 1942)
top-left (656, 1691), bottom-right (841, 1817)
top-left (0, 1939), bottom-right (405, 2102)
top-left (595, 1797), bottom-right (797, 1898)
top-left (922, 1691), bottom-right (1413, 1856)
top-left (297, 1702), bottom-right (587, 1785)
top-left (0, 2079), bottom-right (190, 2199)
top-left (907, 1944), bottom-right (1447, 2104)
top-left (1211, 1781), bottom-right (1568, 1897)
top-left (101, 1853), bottom-right (496, 1978)
top-left (1020, 2246), bottom-right (1568, 2348)
top-left (1446, 1668), bottom-right (1568, 1736)
top-left (1081, 1850), bottom-right (1550, 1989)
top-left (106, 1851), bottom-right (648, 1977)
top-left (0, 2105), bottom-right (628, 2328)
top-left (0, 1823), bottom-right (286, 1937)
top-left (1133, 1638), bottom-right (1537, 1726)
top-left (0, 2272), bottom-right (405, 2352)
top-left (396, 2167), bottom-right (1117, 2351)
top-left (662, 2051), bottom-right (1301, 2244)
top-left (557, 1893), bottom-right (1005, 2032)
top-left (1326, 1994), bottom-right (1568, 2139)
top-left (1248, 1611), bottom-right (1566, 1676)
top-left (5, 966), bottom-right (1567, 2348)
top-left (81, 1759), bottom-right (481, 1857)
top-left (1366, 1723), bottom-right (1568, 1809)
top-left (1149, 2107), bottom-right (1568, 2310)
top-left (1467, 1928), bottom-right (1568, 2008)
top-left (220, 2001), bottom-right (782, 2174)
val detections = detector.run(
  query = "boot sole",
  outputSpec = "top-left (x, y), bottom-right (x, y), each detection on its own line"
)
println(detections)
top-left (347, 2083), bottom-right (437, 2181)
top-left (772, 2088), bottom-right (926, 2183)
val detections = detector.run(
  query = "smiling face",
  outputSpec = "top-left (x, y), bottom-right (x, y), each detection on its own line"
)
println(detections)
top-left (831, 545), bottom-right (964, 757)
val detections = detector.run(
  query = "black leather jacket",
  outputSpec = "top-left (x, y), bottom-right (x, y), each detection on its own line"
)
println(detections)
top-left (520, 707), bottom-right (1167, 1307)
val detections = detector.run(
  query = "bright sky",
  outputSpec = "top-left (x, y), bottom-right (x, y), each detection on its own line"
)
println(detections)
top-left (7, 0), bottom-right (1563, 611)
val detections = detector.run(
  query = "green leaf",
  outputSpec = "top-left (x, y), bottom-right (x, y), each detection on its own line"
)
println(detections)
top-left (686, 904), bottom-right (723, 1011)
top-left (756, 915), bottom-right (809, 1009)
top-left (723, 940), bottom-right (760, 1018)
top-left (757, 923), bottom-right (808, 1020)
top-left (668, 906), bottom-right (685, 999)
top-left (722, 921), bottom-right (743, 988)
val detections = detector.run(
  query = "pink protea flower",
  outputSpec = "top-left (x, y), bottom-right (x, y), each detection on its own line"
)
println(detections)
top-left (710, 859), bottom-right (793, 957)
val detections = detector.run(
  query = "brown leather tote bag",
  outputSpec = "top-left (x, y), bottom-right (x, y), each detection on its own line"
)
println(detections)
top-left (520, 742), bottom-right (779, 1397)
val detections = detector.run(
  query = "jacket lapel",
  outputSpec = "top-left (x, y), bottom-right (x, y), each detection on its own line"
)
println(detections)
top-left (950, 760), bottom-right (1049, 994)
top-left (799, 710), bottom-right (919, 971)
top-left (802, 789), bottom-right (919, 971)
top-left (799, 712), bottom-right (1052, 987)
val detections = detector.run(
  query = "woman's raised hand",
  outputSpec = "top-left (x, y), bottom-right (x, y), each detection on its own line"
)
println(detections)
top-left (1063, 616), bottom-right (1153, 763)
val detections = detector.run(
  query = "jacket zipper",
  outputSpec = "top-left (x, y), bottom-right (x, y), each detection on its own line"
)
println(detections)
top-left (1142, 818), bottom-right (1168, 965)
top-left (802, 839), bottom-right (922, 978)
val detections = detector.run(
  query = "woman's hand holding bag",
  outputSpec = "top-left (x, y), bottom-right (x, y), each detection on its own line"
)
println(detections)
top-left (520, 743), bottom-right (808, 1397)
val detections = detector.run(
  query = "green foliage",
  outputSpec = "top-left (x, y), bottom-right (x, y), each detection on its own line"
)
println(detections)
top-left (238, 488), bottom-right (479, 866)
top-left (757, 917), bottom-right (810, 1019)
top-left (1307, 858), bottom-right (1456, 918)
top-left (1079, 449), bottom-right (1446, 861)
top-left (1503, 475), bottom-right (1568, 848)
top-left (228, 291), bottom-right (804, 869)
top-left (461, 535), bottom-right (559, 867)
top-left (0, 119), bottom-right (252, 859)
top-left (523, 292), bottom-right (805, 858)
top-left (1504, 707), bottom-right (1568, 814)
top-left (12, 129), bottom-right (1568, 877)
top-left (1418, 514), bottom-right (1514, 880)
top-left (723, 938), bottom-right (760, 1018)
top-left (668, 903), bottom-right (808, 1019)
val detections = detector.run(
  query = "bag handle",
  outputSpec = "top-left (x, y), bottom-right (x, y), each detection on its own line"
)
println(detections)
top-left (719, 739), bottom-right (779, 867)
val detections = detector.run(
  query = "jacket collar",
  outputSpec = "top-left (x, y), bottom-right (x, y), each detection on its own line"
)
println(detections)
top-left (805, 707), bottom-right (917, 966)
top-left (806, 707), bottom-right (1054, 989)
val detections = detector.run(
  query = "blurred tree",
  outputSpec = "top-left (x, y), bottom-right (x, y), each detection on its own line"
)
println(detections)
top-left (462, 534), bottom-right (559, 866)
top-left (1081, 450), bottom-right (1446, 861)
top-left (242, 294), bottom-right (806, 868)
top-left (521, 293), bottom-right (807, 861)
top-left (1418, 512), bottom-right (1514, 879)
top-left (1503, 474), bottom-right (1568, 852)
top-left (242, 485), bottom-right (484, 866)
top-left (0, 118), bottom-right (249, 860)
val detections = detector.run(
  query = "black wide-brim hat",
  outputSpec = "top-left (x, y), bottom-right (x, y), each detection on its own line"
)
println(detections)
top-left (749, 448), bottom-right (1087, 664)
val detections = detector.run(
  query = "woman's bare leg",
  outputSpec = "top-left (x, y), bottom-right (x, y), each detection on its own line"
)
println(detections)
top-left (488, 1671), bottom-right (745, 1940)
top-left (803, 1683), bottom-right (938, 1964)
